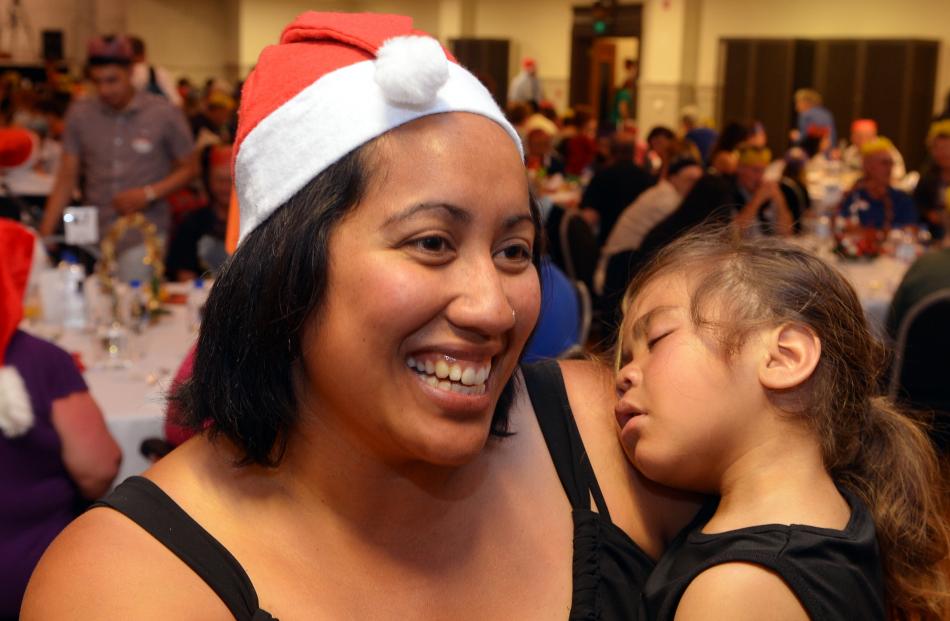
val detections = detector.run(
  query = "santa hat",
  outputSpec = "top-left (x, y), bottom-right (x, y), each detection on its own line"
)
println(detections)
top-left (0, 220), bottom-right (35, 438)
top-left (234, 12), bottom-right (522, 243)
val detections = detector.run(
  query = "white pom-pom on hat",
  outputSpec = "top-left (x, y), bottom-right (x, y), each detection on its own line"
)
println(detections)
top-left (374, 35), bottom-right (449, 106)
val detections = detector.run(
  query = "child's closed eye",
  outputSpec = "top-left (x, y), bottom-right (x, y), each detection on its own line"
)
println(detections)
top-left (647, 331), bottom-right (673, 350)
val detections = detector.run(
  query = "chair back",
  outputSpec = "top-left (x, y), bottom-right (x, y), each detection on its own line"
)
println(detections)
top-left (889, 288), bottom-right (950, 453)
top-left (558, 209), bottom-right (598, 289)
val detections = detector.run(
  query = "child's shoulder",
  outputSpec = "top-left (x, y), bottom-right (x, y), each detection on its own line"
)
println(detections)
top-left (674, 562), bottom-right (809, 621)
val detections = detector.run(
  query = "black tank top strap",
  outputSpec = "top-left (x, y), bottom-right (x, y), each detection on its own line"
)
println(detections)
top-left (92, 476), bottom-right (276, 621)
top-left (521, 360), bottom-right (611, 520)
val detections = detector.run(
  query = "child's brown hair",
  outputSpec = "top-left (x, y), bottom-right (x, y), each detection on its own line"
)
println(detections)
top-left (618, 226), bottom-right (949, 620)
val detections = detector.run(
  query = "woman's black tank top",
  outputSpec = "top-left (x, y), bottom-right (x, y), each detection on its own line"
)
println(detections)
top-left (641, 488), bottom-right (887, 620)
top-left (92, 360), bottom-right (653, 620)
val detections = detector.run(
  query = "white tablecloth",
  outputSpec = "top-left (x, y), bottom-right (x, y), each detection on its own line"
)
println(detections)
top-left (26, 305), bottom-right (195, 485)
top-left (832, 255), bottom-right (910, 335)
top-left (793, 238), bottom-right (911, 337)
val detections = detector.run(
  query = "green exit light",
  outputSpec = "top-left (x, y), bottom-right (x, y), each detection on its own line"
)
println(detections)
top-left (593, 20), bottom-right (607, 34)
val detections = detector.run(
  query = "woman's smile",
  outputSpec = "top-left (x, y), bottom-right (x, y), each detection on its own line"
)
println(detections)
top-left (406, 354), bottom-right (492, 395)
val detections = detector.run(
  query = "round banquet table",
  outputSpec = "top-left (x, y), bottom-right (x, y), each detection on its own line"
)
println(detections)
top-left (22, 304), bottom-right (195, 487)
top-left (791, 237), bottom-right (912, 338)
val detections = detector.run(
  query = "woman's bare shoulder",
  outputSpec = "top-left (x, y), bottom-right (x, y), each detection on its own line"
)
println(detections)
top-left (556, 359), bottom-right (702, 556)
top-left (21, 505), bottom-right (231, 620)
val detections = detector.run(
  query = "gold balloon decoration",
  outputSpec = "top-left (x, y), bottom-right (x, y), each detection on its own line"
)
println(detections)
top-left (97, 213), bottom-right (166, 320)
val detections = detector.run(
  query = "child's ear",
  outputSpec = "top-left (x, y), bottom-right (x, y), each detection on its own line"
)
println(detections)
top-left (758, 323), bottom-right (821, 390)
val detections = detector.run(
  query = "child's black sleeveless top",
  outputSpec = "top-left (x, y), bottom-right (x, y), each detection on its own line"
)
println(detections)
top-left (641, 488), bottom-right (886, 620)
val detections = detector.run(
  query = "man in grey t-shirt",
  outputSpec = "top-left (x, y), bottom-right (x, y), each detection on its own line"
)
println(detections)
top-left (40, 35), bottom-right (197, 272)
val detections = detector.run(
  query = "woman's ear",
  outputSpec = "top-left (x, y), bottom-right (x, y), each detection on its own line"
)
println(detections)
top-left (758, 323), bottom-right (821, 390)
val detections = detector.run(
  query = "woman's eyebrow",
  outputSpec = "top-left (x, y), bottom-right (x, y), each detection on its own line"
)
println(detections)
top-left (502, 212), bottom-right (535, 231)
top-left (630, 305), bottom-right (677, 342)
top-left (383, 202), bottom-right (471, 227)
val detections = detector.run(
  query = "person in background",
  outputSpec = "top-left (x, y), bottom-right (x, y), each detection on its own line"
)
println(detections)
top-left (745, 120), bottom-right (768, 148)
top-left (0, 219), bottom-right (120, 620)
top-left (129, 36), bottom-right (183, 107)
top-left (505, 100), bottom-right (532, 143)
top-left (581, 132), bottom-right (653, 245)
top-left (524, 115), bottom-right (565, 178)
top-left (840, 137), bottom-right (918, 231)
top-left (680, 105), bottom-right (718, 166)
top-left (165, 143), bottom-right (231, 282)
top-left (843, 119), bottom-right (906, 181)
top-left (523, 258), bottom-right (584, 363)
top-left (913, 119), bottom-right (950, 239)
top-left (610, 59), bottom-right (638, 130)
top-left (792, 88), bottom-right (837, 147)
top-left (885, 218), bottom-right (950, 455)
top-left (508, 57), bottom-right (543, 108)
top-left (191, 91), bottom-right (235, 150)
top-left (597, 154), bottom-right (703, 293)
top-left (707, 121), bottom-right (749, 176)
top-left (560, 106), bottom-right (598, 177)
top-left (731, 146), bottom-right (796, 237)
top-left (779, 148), bottom-right (811, 231)
top-left (644, 125), bottom-right (675, 177)
top-left (887, 226), bottom-right (950, 340)
top-left (38, 35), bottom-right (197, 280)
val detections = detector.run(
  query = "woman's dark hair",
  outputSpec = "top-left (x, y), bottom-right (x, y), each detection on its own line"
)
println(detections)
top-left (174, 140), bottom-right (543, 467)
top-left (618, 226), bottom-right (950, 620)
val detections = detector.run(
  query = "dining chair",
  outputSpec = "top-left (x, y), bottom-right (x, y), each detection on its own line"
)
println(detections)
top-left (889, 287), bottom-right (950, 454)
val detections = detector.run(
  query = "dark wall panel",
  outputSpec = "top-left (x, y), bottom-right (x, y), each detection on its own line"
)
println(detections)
top-left (862, 41), bottom-right (908, 144)
top-left (819, 41), bottom-right (860, 144)
top-left (721, 39), bottom-right (753, 125)
top-left (906, 43), bottom-right (939, 169)
top-left (450, 38), bottom-right (510, 108)
top-left (752, 40), bottom-right (793, 155)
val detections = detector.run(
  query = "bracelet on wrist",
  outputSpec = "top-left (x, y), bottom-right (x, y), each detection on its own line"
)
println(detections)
top-left (143, 185), bottom-right (157, 202)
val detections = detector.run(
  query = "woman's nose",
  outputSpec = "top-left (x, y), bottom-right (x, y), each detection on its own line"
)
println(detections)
top-left (445, 257), bottom-right (517, 337)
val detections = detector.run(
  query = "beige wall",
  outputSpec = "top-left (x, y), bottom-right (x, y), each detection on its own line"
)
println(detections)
top-left (128, 0), bottom-right (236, 83)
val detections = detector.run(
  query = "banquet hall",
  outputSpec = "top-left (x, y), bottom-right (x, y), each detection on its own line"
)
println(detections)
top-left (2, 0), bottom-right (949, 619)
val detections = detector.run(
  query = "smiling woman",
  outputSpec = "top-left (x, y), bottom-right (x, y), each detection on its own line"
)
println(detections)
top-left (21, 12), bottom-right (699, 621)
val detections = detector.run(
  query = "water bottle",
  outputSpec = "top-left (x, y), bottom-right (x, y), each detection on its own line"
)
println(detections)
top-left (128, 279), bottom-right (149, 332)
top-left (187, 278), bottom-right (208, 330)
top-left (60, 252), bottom-right (87, 330)
top-left (895, 229), bottom-right (918, 264)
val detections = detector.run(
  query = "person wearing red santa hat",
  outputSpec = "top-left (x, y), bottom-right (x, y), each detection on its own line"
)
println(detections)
top-left (24, 13), bottom-right (697, 620)
top-left (0, 219), bottom-right (120, 619)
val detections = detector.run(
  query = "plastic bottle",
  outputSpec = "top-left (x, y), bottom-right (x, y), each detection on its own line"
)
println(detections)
top-left (187, 278), bottom-right (208, 330)
top-left (59, 252), bottom-right (87, 330)
top-left (128, 279), bottom-right (149, 332)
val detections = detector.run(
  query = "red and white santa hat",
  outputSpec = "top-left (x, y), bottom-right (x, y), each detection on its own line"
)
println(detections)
top-left (0, 219), bottom-right (35, 438)
top-left (234, 12), bottom-right (523, 242)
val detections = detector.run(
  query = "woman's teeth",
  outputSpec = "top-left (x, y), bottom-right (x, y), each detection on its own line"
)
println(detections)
top-left (406, 356), bottom-right (490, 395)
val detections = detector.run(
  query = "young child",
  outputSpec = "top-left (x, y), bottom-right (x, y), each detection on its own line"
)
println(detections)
top-left (614, 227), bottom-right (949, 620)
